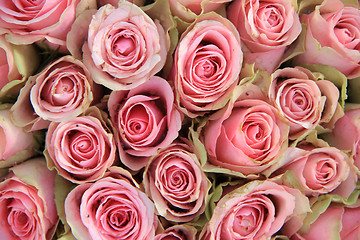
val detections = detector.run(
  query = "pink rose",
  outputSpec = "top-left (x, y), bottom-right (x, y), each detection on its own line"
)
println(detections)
top-left (0, 158), bottom-right (58, 240)
top-left (45, 107), bottom-right (116, 183)
top-left (295, 202), bottom-right (360, 239)
top-left (169, 0), bottom-right (231, 23)
top-left (294, 0), bottom-right (360, 79)
top-left (269, 67), bottom-right (339, 139)
top-left (227, 0), bottom-right (302, 72)
top-left (274, 146), bottom-right (356, 197)
top-left (11, 55), bottom-right (94, 131)
top-left (143, 140), bottom-right (210, 222)
top-left (0, 36), bottom-right (38, 97)
top-left (201, 181), bottom-right (309, 239)
top-left (0, 105), bottom-right (37, 168)
top-left (155, 225), bottom-right (197, 240)
top-left (0, 0), bottom-right (96, 52)
top-left (83, 2), bottom-right (167, 90)
top-left (324, 108), bottom-right (360, 173)
top-left (65, 168), bottom-right (158, 240)
top-left (108, 76), bottom-right (182, 171)
top-left (171, 13), bottom-right (242, 117)
top-left (203, 99), bottom-right (289, 176)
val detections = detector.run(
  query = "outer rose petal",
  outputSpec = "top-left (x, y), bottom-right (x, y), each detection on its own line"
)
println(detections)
top-left (108, 76), bottom-right (182, 171)
top-left (84, 2), bottom-right (167, 90)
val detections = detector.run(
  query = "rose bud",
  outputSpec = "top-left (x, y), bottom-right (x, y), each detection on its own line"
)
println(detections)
top-left (45, 107), bottom-right (116, 184)
top-left (65, 167), bottom-right (158, 240)
top-left (143, 140), bottom-right (210, 222)
top-left (11, 55), bottom-right (94, 131)
top-left (108, 76), bottom-right (182, 171)
top-left (171, 13), bottom-right (242, 118)
top-left (154, 225), bottom-right (197, 240)
top-left (227, 0), bottom-right (302, 73)
top-left (82, 2), bottom-right (167, 90)
top-left (0, 158), bottom-right (58, 240)
top-left (0, 0), bottom-right (96, 52)
top-left (202, 98), bottom-right (289, 177)
top-left (269, 67), bottom-right (340, 139)
top-left (294, 0), bottom-right (360, 79)
top-left (0, 105), bottom-right (38, 168)
top-left (200, 180), bottom-right (310, 240)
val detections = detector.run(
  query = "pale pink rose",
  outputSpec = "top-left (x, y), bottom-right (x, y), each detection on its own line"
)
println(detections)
top-left (0, 106), bottom-right (37, 168)
top-left (202, 181), bottom-right (309, 240)
top-left (294, 0), bottom-right (360, 79)
top-left (203, 99), bottom-right (289, 176)
top-left (274, 146), bottom-right (356, 197)
top-left (269, 67), bottom-right (339, 139)
top-left (171, 13), bottom-right (242, 117)
top-left (143, 140), bottom-right (210, 222)
top-left (0, 158), bottom-right (58, 240)
top-left (294, 203), bottom-right (360, 239)
top-left (0, 0), bottom-right (96, 52)
top-left (169, 0), bottom-right (231, 23)
top-left (154, 225), bottom-right (197, 240)
top-left (227, 0), bottom-right (301, 73)
top-left (0, 37), bottom-right (21, 91)
top-left (108, 76), bottom-right (182, 171)
top-left (11, 55), bottom-right (94, 131)
top-left (45, 107), bottom-right (116, 183)
top-left (83, 2), bottom-right (167, 90)
top-left (65, 168), bottom-right (158, 240)
top-left (324, 108), bottom-right (360, 173)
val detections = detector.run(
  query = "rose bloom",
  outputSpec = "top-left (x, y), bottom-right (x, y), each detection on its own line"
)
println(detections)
top-left (201, 181), bottom-right (309, 239)
top-left (274, 146), bottom-right (356, 197)
top-left (269, 67), bottom-right (339, 139)
top-left (83, 2), bottom-right (167, 90)
top-left (0, 105), bottom-right (38, 168)
top-left (143, 141), bottom-right (210, 222)
top-left (154, 225), bottom-right (197, 240)
top-left (45, 107), bottom-right (116, 183)
top-left (294, 0), bottom-right (360, 79)
top-left (0, 0), bottom-right (96, 52)
top-left (171, 13), bottom-right (242, 117)
top-left (203, 98), bottom-right (289, 176)
top-left (169, 0), bottom-right (231, 23)
top-left (11, 55), bottom-right (94, 131)
top-left (293, 202), bottom-right (360, 239)
top-left (65, 168), bottom-right (158, 240)
top-left (324, 108), bottom-right (360, 173)
top-left (227, 0), bottom-right (301, 72)
top-left (108, 76), bottom-right (182, 171)
top-left (0, 158), bottom-right (58, 240)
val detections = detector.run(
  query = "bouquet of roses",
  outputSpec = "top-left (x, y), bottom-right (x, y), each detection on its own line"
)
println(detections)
top-left (0, 0), bottom-right (359, 239)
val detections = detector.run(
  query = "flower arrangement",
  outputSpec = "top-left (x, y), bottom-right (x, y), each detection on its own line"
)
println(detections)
top-left (0, 0), bottom-right (360, 239)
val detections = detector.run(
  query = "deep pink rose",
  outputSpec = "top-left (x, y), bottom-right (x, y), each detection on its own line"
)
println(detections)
top-left (201, 181), bottom-right (309, 240)
top-left (274, 146), bottom-right (356, 197)
top-left (294, 0), bottom-right (360, 79)
top-left (65, 168), bottom-right (158, 240)
top-left (45, 107), bottom-right (116, 183)
top-left (11, 55), bottom-right (94, 131)
top-left (227, 0), bottom-right (301, 72)
top-left (83, 2), bottom-right (167, 90)
top-left (0, 0), bottom-right (96, 52)
top-left (108, 76), bottom-right (182, 171)
top-left (171, 13), bottom-right (242, 117)
top-left (269, 67), bottom-right (339, 139)
top-left (143, 141), bottom-right (210, 222)
top-left (294, 202), bottom-right (360, 239)
top-left (203, 99), bottom-right (289, 176)
top-left (0, 158), bottom-right (58, 240)
top-left (0, 106), bottom-right (37, 168)
top-left (154, 225), bottom-right (197, 240)
top-left (169, 0), bottom-right (231, 23)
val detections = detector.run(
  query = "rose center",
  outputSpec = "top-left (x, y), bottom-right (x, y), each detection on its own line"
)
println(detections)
top-left (8, 209), bottom-right (32, 237)
top-left (233, 206), bottom-right (259, 236)
top-left (113, 36), bottom-right (135, 56)
top-left (194, 58), bottom-right (217, 78)
top-left (316, 160), bottom-right (336, 182)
